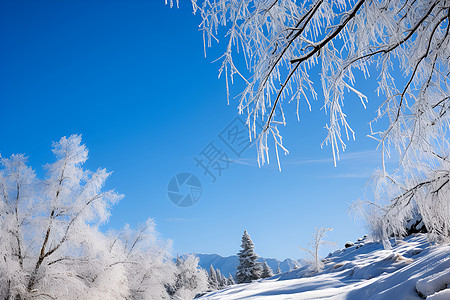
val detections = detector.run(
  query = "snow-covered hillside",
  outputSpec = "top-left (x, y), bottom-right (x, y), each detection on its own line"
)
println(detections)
top-left (198, 234), bottom-right (450, 299)
top-left (196, 254), bottom-right (305, 278)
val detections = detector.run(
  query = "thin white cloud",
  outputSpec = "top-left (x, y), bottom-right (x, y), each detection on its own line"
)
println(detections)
top-left (229, 158), bottom-right (257, 166)
top-left (286, 150), bottom-right (379, 165)
top-left (228, 150), bottom-right (380, 169)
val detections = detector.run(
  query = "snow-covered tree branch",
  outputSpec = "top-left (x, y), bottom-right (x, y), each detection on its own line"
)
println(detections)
top-left (170, 0), bottom-right (450, 243)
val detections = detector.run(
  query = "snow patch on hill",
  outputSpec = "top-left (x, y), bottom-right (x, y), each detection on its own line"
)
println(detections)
top-left (198, 234), bottom-right (450, 299)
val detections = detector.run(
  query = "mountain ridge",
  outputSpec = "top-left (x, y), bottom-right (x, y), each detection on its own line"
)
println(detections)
top-left (194, 253), bottom-right (306, 278)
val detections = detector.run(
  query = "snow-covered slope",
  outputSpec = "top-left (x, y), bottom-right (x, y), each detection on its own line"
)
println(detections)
top-left (198, 234), bottom-right (450, 299)
top-left (196, 254), bottom-right (305, 278)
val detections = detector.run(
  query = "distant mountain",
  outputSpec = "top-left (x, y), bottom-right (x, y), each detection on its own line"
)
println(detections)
top-left (195, 253), bottom-right (306, 278)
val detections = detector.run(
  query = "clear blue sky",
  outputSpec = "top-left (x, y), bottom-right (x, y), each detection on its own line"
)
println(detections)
top-left (1, 0), bottom-right (384, 260)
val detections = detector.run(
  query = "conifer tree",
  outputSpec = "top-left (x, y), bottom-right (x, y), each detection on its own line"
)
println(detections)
top-left (215, 268), bottom-right (224, 288)
top-left (261, 260), bottom-right (273, 279)
top-left (228, 274), bottom-right (235, 286)
top-left (208, 265), bottom-right (218, 290)
top-left (221, 275), bottom-right (228, 288)
top-left (235, 230), bottom-right (262, 283)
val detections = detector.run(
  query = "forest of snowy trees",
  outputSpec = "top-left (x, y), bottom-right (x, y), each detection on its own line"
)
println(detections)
top-left (1, 134), bottom-right (445, 299)
top-left (0, 135), bottom-right (207, 300)
top-left (206, 265), bottom-right (235, 290)
top-left (204, 230), bottom-right (274, 289)
top-left (0, 136), bottom-right (295, 299)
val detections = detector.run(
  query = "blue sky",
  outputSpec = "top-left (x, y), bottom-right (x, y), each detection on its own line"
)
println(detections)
top-left (1, 0), bottom-right (385, 260)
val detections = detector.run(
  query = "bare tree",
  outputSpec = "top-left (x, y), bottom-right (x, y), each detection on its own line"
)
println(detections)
top-left (169, 0), bottom-right (450, 242)
top-left (299, 227), bottom-right (335, 273)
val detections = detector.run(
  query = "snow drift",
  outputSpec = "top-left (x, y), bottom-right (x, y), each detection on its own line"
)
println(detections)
top-left (198, 234), bottom-right (450, 299)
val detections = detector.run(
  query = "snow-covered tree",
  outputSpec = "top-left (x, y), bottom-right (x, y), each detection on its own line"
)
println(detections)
top-left (227, 274), bottom-right (235, 286)
top-left (300, 227), bottom-right (336, 273)
top-left (0, 135), bottom-right (124, 299)
top-left (221, 274), bottom-right (228, 287)
top-left (166, 254), bottom-right (208, 299)
top-left (215, 268), bottom-right (224, 287)
top-left (208, 265), bottom-right (219, 290)
top-left (169, 0), bottom-right (450, 244)
top-left (0, 135), bottom-right (177, 299)
top-left (207, 265), bottom-right (232, 290)
top-left (111, 219), bottom-right (176, 299)
top-left (261, 260), bottom-right (273, 279)
top-left (236, 230), bottom-right (262, 283)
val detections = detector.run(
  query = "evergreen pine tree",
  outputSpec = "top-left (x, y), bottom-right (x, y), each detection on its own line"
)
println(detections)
top-left (208, 265), bottom-right (218, 290)
top-left (176, 253), bottom-right (181, 266)
top-left (215, 268), bottom-right (224, 288)
top-left (228, 274), bottom-right (235, 285)
top-left (235, 230), bottom-right (262, 283)
top-left (261, 260), bottom-right (273, 278)
top-left (221, 274), bottom-right (228, 287)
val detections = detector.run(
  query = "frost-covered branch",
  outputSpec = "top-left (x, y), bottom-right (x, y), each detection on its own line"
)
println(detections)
top-left (172, 0), bottom-right (450, 243)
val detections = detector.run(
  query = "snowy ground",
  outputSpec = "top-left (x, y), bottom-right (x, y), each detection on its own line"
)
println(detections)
top-left (198, 234), bottom-right (450, 299)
